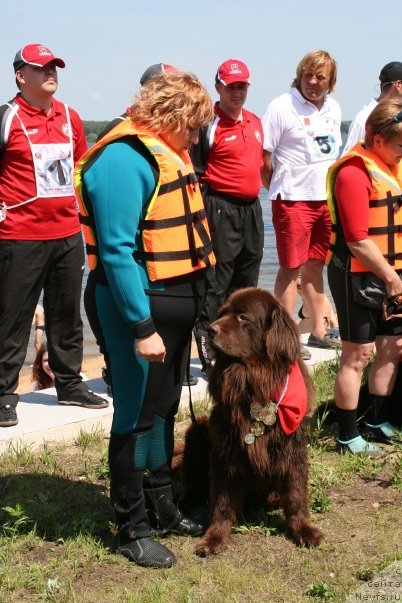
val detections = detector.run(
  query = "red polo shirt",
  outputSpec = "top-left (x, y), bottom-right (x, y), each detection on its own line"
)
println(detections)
top-left (202, 103), bottom-right (263, 198)
top-left (0, 94), bottom-right (87, 240)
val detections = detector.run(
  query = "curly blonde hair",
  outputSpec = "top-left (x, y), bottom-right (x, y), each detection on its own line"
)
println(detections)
top-left (129, 70), bottom-right (213, 133)
top-left (365, 99), bottom-right (402, 146)
top-left (292, 49), bottom-right (337, 94)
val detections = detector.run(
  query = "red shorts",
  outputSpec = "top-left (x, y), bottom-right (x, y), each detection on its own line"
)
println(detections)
top-left (272, 199), bottom-right (331, 268)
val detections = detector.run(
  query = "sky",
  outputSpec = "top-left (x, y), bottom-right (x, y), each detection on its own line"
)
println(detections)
top-left (1, 0), bottom-right (401, 122)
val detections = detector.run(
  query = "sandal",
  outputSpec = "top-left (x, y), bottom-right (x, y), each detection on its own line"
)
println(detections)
top-left (336, 435), bottom-right (380, 456)
top-left (364, 421), bottom-right (401, 444)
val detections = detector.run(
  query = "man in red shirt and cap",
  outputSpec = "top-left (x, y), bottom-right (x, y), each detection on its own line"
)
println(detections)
top-left (191, 59), bottom-right (264, 371)
top-left (0, 43), bottom-right (108, 426)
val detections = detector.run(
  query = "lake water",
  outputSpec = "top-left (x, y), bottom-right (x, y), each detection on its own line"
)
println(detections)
top-left (24, 187), bottom-right (330, 365)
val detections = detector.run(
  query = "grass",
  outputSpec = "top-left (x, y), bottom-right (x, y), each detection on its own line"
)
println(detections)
top-left (0, 358), bottom-right (401, 602)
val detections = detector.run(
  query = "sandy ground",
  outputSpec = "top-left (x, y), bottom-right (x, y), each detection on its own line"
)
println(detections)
top-left (16, 354), bottom-right (105, 395)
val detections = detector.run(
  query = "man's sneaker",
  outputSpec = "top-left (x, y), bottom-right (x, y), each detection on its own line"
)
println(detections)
top-left (58, 390), bottom-right (109, 409)
top-left (300, 345), bottom-right (312, 361)
top-left (307, 332), bottom-right (342, 350)
top-left (336, 435), bottom-right (380, 456)
top-left (0, 405), bottom-right (18, 427)
top-left (183, 373), bottom-right (198, 387)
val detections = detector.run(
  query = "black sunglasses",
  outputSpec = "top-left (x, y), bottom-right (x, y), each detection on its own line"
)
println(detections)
top-left (376, 109), bottom-right (402, 134)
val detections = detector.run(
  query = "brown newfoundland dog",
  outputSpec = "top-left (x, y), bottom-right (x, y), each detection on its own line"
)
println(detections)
top-left (181, 287), bottom-right (323, 556)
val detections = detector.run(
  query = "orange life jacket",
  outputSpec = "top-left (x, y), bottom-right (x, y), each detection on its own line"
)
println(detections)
top-left (326, 143), bottom-right (402, 272)
top-left (74, 119), bottom-right (215, 280)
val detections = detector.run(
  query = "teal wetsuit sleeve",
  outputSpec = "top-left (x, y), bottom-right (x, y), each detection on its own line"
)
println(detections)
top-left (83, 140), bottom-right (156, 334)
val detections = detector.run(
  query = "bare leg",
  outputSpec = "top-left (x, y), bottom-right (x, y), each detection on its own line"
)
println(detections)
top-left (301, 259), bottom-right (326, 339)
top-left (369, 335), bottom-right (402, 395)
top-left (335, 341), bottom-right (374, 410)
top-left (274, 266), bottom-right (300, 316)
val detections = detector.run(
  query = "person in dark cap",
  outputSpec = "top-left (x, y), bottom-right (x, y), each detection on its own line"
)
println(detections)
top-left (139, 62), bottom-right (176, 86)
top-left (96, 63), bottom-right (176, 141)
top-left (343, 61), bottom-right (402, 153)
top-left (0, 44), bottom-right (109, 427)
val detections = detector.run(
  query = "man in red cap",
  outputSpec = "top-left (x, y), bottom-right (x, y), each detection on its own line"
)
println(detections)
top-left (0, 43), bottom-right (108, 426)
top-left (191, 59), bottom-right (264, 372)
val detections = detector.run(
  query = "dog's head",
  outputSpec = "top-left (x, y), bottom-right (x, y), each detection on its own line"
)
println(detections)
top-left (208, 287), bottom-right (301, 366)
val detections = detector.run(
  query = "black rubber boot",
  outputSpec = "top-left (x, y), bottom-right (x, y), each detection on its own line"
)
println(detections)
top-left (109, 433), bottom-right (176, 568)
top-left (144, 464), bottom-right (205, 537)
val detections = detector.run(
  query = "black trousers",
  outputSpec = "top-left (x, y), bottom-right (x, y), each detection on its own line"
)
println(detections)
top-left (0, 234), bottom-right (86, 407)
top-left (198, 190), bottom-right (264, 330)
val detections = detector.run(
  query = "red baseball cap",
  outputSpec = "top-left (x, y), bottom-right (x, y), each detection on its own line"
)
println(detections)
top-left (216, 59), bottom-right (251, 86)
top-left (13, 44), bottom-right (65, 72)
top-left (140, 63), bottom-right (177, 86)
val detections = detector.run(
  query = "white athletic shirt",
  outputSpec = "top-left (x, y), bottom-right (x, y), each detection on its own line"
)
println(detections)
top-left (261, 88), bottom-right (342, 201)
top-left (342, 98), bottom-right (378, 155)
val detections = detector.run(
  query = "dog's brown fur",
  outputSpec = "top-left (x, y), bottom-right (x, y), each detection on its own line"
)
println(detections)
top-left (181, 287), bottom-right (323, 556)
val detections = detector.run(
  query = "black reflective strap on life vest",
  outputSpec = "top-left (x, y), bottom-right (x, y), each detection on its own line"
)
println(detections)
top-left (79, 214), bottom-right (92, 226)
top-left (366, 191), bottom-right (402, 266)
top-left (177, 169), bottom-right (213, 267)
top-left (192, 208), bottom-right (214, 268)
top-left (158, 172), bottom-right (198, 195)
top-left (86, 243), bottom-right (98, 256)
top-left (138, 209), bottom-right (206, 230)
top-left (179, 169), bottom-right (198, 267)
top-left (134, 169), bottom-right (214, 267)
top-left (369, 193), bottom-right (402, 208)
top-left (134, 245), bottom-right (213, 262)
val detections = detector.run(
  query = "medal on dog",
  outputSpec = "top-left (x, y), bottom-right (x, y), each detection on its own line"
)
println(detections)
top-left (250, 421), bottom-right (265, 437)
top-left (244, 432), bottom-right (255, 445)
top-left (259, 401), bottom-right (277, 426)
top-left (250, 401), bottom-right (263, 419)
top-left (247, 397), bottom-right (278, 444)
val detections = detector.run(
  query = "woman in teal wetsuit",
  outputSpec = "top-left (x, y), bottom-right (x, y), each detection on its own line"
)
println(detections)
top-left (75, 72), bottom-right (214, 568)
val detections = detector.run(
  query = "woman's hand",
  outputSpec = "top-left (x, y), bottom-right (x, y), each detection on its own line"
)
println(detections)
top-left (348, 239), bottom-right (402, 298)
top-left (135, 332), bottom-right (166, 362)
top-left (385, 271), bottom-right (402, 299)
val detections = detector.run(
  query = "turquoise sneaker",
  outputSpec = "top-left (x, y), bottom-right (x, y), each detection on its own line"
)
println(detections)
top-left (364, 421), bottom-right (401, 444)
top-left (336, 435), bottom-right (381, 456)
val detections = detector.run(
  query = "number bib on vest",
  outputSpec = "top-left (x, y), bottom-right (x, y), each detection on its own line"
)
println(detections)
top-left (302, 115), bottom-right (338, 163)
top-left (32, 142), bottom-right (74, 197)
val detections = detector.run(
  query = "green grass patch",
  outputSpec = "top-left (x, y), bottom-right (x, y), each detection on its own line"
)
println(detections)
top-left (0, 358), bottom-right (400, 602)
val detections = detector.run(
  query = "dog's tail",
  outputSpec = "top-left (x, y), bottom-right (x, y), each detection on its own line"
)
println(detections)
top-left (179, 415), bottom-right (211, 511)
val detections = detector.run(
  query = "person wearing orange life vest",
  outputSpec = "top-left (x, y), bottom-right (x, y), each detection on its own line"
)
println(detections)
top-left (74, 71), bottom-right (214, 569)
top-left (326, 99), bottom-right (402, 455)
top-left (93, 62), bottom-right (199, 388)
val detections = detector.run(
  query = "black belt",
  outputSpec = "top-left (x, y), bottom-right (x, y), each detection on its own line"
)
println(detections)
top-left (207, 188), bottom-right (258, 206)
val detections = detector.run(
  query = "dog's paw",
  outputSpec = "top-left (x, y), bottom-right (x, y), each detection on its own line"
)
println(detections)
top-left (195, 534), bottom-right (226, 557)
top-left (294, 524), bottom-right (324, 548)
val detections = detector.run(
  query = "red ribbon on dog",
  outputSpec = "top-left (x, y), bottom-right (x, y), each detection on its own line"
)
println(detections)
top-left (276, 363), bottom-right (308, 435)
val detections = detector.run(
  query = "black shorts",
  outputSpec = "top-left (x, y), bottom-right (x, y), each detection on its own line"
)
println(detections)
top-left (328, 258), bottom-right (402, 343)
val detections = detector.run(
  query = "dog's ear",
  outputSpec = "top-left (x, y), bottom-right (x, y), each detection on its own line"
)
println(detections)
top-left (264, 303), bottom-right (300, 363)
